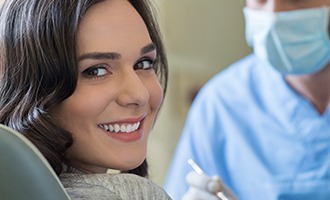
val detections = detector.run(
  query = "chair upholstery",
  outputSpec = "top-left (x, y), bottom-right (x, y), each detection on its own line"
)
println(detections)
top-left (0, 124), bottom-right (71, 200)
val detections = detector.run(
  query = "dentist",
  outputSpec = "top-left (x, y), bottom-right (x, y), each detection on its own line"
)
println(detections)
top-left (164, 0), bottom-right (330, 199)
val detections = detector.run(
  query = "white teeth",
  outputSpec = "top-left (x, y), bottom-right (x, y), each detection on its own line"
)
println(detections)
top-left (103, 124), bottom-right (109, 131)
top-left (100, 122), bottom-right (140, 133)
top-left (109, 125), bottom-right (114, 132)
top-left (114, 124), bottom-right (120, 132)
top-left (120, 124), bottom-right (126, 132)
top-left (126, 124), bottom-right (132, 132)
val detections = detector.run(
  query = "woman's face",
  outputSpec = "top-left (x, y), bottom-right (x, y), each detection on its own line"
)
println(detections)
top-left (53, 0), bottom-right (163, 173)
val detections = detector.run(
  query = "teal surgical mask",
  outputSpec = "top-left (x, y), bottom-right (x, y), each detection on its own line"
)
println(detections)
top-left (243, 7), bottom-right (330, 75)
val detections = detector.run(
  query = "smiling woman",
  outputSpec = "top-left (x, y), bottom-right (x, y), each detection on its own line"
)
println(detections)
top-left (0, 0), bottom-right (170, 199)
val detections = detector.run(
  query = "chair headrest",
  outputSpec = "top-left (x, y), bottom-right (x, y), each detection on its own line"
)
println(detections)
top-left (0, 124), bottom-right (71, 200)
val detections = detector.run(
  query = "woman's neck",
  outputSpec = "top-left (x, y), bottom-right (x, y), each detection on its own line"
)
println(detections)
top-left (285, 65), bottom-right (330, 115)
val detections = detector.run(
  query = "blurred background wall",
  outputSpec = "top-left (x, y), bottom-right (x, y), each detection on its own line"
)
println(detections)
top-left (148, 0), bottom-right (251, 185)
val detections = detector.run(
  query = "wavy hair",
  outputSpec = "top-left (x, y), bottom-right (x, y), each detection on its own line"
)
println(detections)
top-left (0, 0), bottom-right (168, 177)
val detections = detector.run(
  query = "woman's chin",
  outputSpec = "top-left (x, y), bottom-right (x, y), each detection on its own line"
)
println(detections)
top-left (113, 157), bottom-right (146, 171)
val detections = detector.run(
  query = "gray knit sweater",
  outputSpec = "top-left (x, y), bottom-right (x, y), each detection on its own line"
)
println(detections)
top-left (60, 172), bottom-right (172, 200)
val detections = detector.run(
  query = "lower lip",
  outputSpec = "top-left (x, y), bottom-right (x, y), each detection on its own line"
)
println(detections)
top-left (103, 121), bottom-right (144, 142)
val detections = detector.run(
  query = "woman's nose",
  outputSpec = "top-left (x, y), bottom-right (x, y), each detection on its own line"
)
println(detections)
top-left (116, 71), bottom-right (150, 107)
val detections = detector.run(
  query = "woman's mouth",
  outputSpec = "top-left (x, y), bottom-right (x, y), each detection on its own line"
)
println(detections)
top-left (98, 116), bottom-right (146, 142)
top-left (98, 122), bottom-right (140, 133)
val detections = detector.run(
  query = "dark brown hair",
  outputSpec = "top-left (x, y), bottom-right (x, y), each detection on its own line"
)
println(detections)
top-left (0, 0), bottom-right (168, 177)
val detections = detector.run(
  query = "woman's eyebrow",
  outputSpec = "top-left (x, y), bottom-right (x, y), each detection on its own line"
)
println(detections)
top-left (141, 43), bottom-right (156, 55)
top-left (77, 43), bottom-right (156, 62)
top-left (78, 52), bottom-right (121, 61)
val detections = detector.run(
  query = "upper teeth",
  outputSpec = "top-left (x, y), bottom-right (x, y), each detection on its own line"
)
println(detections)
top-left (99, 122), bottom-right (140, 133)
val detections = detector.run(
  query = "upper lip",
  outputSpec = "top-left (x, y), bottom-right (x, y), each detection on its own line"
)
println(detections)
top-left (99, 113), bottom-right (147, 125)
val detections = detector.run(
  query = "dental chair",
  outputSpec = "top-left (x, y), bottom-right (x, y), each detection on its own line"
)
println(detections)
top-left (0, 124), bottom-right (71, 200)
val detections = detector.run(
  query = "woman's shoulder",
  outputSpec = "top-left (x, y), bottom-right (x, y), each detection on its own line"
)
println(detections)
top-left (60, 172), bottom-right (172, 200)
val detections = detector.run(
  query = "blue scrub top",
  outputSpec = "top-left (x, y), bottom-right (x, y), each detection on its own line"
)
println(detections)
top-left (164, 54), bottom-right (330, 200)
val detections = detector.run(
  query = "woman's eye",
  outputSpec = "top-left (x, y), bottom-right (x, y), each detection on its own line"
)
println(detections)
top-left (82, 65), bottom-right (108, 78)
top-left (135, 58), bottom-right (155, 70)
